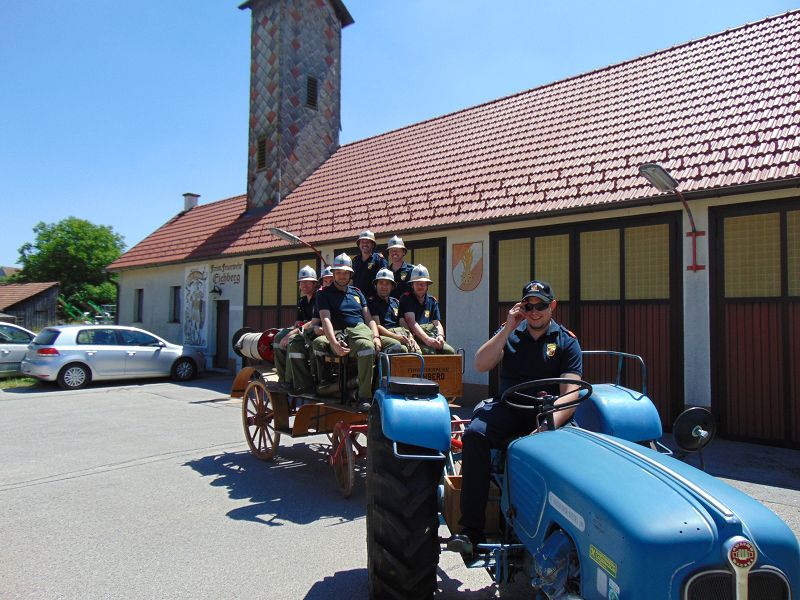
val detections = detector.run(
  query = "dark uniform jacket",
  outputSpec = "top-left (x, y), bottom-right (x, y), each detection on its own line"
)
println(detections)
top-left (389, 262), bottom-right (414, 298)
top-left (352, 252), bottom-right (388, 293)
top-left (499, 319), bottom-right (582, 396)
top-left (399, 292), bottom-right (441, 325)
top-left (296, 293), bottom-right (316, 323)
top-left (316, 285), bottom-right (368, 330)
top-left (367, 295), bottom-right (400, 328)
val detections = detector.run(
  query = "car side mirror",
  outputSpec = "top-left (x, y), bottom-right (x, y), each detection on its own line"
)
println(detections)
top-left (159, 341), bottom-right (166, 348)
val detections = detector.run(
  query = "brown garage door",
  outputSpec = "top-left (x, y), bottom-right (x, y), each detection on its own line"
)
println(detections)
top-left (711, 200), bottom-right (800, 447)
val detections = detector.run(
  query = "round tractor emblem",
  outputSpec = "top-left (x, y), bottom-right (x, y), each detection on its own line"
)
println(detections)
top-left (728, 540), bottom-right (757, 569)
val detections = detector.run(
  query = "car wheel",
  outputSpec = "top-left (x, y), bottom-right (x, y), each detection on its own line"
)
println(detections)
top-left (58, 363), bottom-right (90, 390)
top-left (171, 358), bottom-right (196, 381)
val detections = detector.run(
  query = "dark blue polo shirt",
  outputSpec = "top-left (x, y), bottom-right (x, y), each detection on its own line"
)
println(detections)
top-left (499, 319), bottom-right (582, 396)
top-left (399, 292), bottom-right (441, 325)
top-left (296, 293), bottom-right (316, 323)
top-left (316, 284), bottom-right (368, 330)
top-left (389, 262), bottom-right (415, 299)
top-left (368, 295), bottom-right (400, 328)
top-left (352, 252), bottom-right (388, 293)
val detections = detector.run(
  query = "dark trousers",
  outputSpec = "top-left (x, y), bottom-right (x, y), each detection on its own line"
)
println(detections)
top-left (459, 400), bottom-right (540, 532)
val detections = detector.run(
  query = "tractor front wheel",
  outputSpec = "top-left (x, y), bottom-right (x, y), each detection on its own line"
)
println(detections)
top-left (366, 402), bottom-right (443, 600)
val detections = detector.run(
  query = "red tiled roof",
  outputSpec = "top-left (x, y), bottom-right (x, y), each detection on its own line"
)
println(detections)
top-left (109, 10), bottom-right (800, 271)
top-left (0, 282), bottom-right (59, 311)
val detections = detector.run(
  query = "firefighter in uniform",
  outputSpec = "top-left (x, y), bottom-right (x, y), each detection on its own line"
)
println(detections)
top-left (450, 281), bottom-right (583, 557)
top-left (312, 253), bottom-right (380, 411)
top-left (368, 268), bottom-right (419, 354)
top-left (274, 265), bottom-right (319, 394)
top-left (399, 264), bottom-right (455, 355)
top-left (352, 230), bottom-right (387, 293)
top-left (385, 235), bottom-right (414, 299)
top-left (319, 265), bottom-right (334, 289)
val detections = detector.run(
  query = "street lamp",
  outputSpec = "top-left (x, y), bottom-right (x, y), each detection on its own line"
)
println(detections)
top-left (269, 227), bottom-right (329, 267)
top-left (639, 163), bottom-right (705, 272)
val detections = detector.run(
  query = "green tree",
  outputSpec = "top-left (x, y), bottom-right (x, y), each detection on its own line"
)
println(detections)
top-left (12, 217), bottom-right (125, 306)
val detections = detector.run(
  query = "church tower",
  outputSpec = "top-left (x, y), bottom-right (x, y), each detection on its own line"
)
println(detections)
top-left (240, 0), bottom-right (353, 212)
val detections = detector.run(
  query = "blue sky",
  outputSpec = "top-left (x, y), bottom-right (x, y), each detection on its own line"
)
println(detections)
top-left (2, 0), bottom-right (797, 267)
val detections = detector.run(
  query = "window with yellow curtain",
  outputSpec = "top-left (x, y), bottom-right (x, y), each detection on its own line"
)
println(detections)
top-left (724, 213), bottom-right (780, 298)
top-left (246, 264), bottom-right (263, 307)
top-left (411, 247), bottom-right (440, 298)
top-left (498, 238), bottom-right (530, 301)
top-left (625, 224), bottom-right (669, 300)
top-left (281, 260), bottom-right (300, 306)
top-left (580, 229), bottom-right (620, 301)
top-left (535, 234), bottom-right (570, 300)
top-left (261, 262), bottom-right (278, 306)
top-left (788, 211), bottom-right (800, 297)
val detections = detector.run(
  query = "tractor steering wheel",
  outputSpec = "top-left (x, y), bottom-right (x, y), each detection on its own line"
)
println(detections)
top-left (500, 378), bottom-right (593, 430)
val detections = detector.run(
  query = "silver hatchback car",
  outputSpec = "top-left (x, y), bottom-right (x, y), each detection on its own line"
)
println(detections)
top-left (21, 325), bottom-right (205, 390)
top-left (0, 322), bottom-right (36, 377)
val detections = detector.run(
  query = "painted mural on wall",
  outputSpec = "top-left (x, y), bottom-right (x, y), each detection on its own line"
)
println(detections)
top-left (452, 242), bottom-right (483, 292)
top-left (184, 268), bottom-right (208, 347)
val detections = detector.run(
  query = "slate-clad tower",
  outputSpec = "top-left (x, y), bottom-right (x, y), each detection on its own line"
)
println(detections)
top-left (240, 0), bottom-right (353, 212)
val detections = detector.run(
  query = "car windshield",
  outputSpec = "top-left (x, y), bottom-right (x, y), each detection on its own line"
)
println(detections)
top-left (32, 329), bottom-right (60, 345)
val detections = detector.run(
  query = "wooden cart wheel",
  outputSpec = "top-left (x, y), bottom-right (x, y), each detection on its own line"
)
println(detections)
top-left (242, 379), bottom-right (281, 460)
top-left (331, 421), bottom-right (355, 498)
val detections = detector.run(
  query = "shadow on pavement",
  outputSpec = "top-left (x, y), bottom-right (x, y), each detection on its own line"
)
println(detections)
top-left (660, 436), bottom-right (800, 492)
top-left (184, 442), bottom-right (366, 526)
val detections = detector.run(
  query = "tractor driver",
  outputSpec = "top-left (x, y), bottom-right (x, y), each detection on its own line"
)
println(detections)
top-left (399, 264), bottom-right (455, 355)
top-left (450, 281), bottom-right (583, 557)
top-left (312, 253), bottom-right (380, 412)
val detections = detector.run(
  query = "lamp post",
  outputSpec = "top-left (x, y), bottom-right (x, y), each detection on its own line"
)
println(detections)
top-left (639, 163), bottom-right (705, 272)
top-left (269, 227), bottom-right (329, 267)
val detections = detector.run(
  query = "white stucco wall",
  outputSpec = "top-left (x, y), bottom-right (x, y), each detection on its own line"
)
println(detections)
top-left (116, 260), bottom-right (246, 371)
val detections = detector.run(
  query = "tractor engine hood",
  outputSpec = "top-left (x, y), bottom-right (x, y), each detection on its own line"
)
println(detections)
top-left (506, 428), bottom-right (799, 596)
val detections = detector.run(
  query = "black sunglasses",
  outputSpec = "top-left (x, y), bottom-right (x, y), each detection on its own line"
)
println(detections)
top-left (522, 301), bottom-right (550, 312)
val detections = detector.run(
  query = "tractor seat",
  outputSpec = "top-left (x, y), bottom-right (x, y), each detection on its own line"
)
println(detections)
top-left (384, 376), bottom-right (439, 397)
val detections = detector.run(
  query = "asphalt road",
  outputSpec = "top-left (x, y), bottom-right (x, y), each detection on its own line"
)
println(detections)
top-left (1, 374), bottom-right (798, 599)
top-left (0, 375), bottom-right (509, 600)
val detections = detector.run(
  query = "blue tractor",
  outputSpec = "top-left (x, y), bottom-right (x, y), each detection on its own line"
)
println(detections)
top-left (365, 352), bottom-right (800, 599)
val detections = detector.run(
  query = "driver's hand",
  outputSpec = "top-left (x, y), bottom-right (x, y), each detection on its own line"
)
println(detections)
top-left (506, 302), bottom-right (527, 329)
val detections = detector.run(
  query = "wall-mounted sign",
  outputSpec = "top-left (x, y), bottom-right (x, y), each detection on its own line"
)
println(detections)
top-left (452, 242), bottom-right (483, 292)
top-left (210, 262), bottom-right (242, 286)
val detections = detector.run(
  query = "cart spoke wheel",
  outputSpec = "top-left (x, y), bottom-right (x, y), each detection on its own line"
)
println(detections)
top-left (242, 380), bottom-right (280, 460)
top-left (331, 421), bottom-right (355, 498)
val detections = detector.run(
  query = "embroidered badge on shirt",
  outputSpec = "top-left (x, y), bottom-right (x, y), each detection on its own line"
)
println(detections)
top-left (547, 343), bottom-right (557, 357)
top-left (353, 295), bottom-right (361, 304)
top-left (400, 273), bottom-right (407, 280)
top-left (424, 310), bottom-right (430, 318)
top-left (368, 262), bottom-right (375, 270)
top-left (392, 307), bottom-right (398, 315)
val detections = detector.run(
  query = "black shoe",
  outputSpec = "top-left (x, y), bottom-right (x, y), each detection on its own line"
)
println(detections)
top-left (356, 398), bottom-right (372, 412)
top-left (316, 381), bottom-right (340, 397)
top-left (447, 528), bottom-right (486, 558)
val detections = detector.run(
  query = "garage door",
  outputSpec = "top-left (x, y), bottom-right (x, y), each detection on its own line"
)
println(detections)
top-left (711, 201), bottom-right (800, 447)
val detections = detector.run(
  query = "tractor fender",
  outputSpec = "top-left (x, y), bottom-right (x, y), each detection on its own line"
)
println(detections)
top-left (572, 383), bottom-right (663, 442)
top-left (373, 387), bottom-right (452, 453)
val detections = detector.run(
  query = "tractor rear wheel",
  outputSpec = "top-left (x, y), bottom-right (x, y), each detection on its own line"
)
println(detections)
top-left (366, 402), bottom-right (443, 600)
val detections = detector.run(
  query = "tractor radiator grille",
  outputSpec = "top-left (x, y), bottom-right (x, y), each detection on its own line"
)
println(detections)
top-left (685, 570), bottom-right (789, 600)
